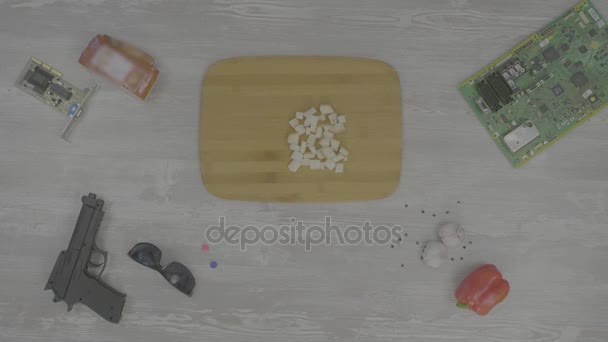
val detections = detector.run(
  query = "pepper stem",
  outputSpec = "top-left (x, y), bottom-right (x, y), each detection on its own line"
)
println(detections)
top-left (456, 302), bottom-right (468, 309)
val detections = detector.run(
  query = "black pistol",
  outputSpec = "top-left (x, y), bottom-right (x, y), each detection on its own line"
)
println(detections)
top-left (45, 193), bottom-right (126, 323)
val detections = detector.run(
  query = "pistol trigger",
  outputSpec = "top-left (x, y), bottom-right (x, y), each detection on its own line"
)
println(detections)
top-left (87, 247), bottom-right (108, 278)
top-left (88, 247), bottom-right (106, 267)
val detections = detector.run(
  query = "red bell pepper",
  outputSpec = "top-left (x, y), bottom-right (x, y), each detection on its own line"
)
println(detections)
top-left (455, 264), bottom-right (510, 315)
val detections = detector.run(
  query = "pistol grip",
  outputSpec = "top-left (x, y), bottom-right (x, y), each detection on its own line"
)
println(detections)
top-left (77, 275), bottom-right (126, 323)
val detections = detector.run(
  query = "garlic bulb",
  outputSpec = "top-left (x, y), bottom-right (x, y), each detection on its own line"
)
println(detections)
top-left (438, 223), bottom-right (465, 247)
top-left (422, 241), bottom-right (448, 268)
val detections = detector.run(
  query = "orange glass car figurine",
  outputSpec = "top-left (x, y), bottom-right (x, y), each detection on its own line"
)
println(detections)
top-left (79, 34), bottom-right (159, 100)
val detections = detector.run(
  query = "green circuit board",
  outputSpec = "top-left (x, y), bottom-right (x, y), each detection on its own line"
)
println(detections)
top-left (459, 0), bottom-right (608, 167)
top-left (15, 57), bottom-right (96, 140)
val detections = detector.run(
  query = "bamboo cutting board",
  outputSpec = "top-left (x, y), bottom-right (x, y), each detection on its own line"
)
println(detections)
top-left (200, 56), bottom-right (402, 202)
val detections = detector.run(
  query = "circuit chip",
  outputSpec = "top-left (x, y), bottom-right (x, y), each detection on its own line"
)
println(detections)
top-left (503, 121), bottom-right (540, 153)
top-left (542, 46), bottom-right (560, 62)
top-left (49, 83), bottom-right (72, 101)
top-left (500, 114), bottom-right (509, 124)
top-left (552, 84), bottom-right (565, 96)
top-left (24, 66), bottom-right (53, 94)
top-left (579, 45), bottom-right (589, 54)
top-left (571, 71), bottom-right (589, 87)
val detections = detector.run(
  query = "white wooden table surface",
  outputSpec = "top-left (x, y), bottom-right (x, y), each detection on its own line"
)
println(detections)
top-left (1, 0), bottom-right (607, 341)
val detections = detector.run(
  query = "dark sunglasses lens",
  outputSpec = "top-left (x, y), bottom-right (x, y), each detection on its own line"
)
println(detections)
top-left (162, 262), bottom-right (195, 296)
top-left (128, 243), bottom-right (162, 269)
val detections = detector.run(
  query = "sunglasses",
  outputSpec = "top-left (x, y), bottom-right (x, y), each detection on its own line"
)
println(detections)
top-left (128, 242), bottom-right (196, 296)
